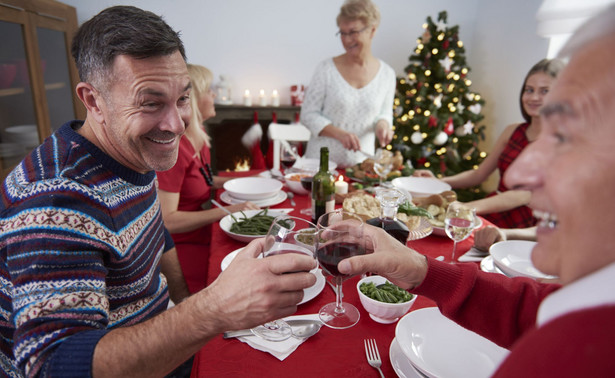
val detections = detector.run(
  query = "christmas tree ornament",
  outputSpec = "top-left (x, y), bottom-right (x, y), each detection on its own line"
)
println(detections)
top-left (469, 103), bottom-right (482, 114)
top-left (411, 131), bottom-right (424, 144)
top-left (433, 131), bottom-right (448, 146)
top-left (428, 116), bottom-right (438, 128)
top-left (433, 94), bottom-right (443, 108)
top-left (444, 118), bottom-right (455, 135)
top-left (439, 56), bottom-right (454, 72)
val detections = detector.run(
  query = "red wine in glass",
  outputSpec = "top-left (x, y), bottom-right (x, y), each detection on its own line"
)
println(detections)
top-left (316, 242), bottom-right (366, 279)
top-left (366, 217), bottom-right (409, 245)
top-left (281, 158), bottom-right (296, 169)
top-left (300, 176), bottom-right (313, 191)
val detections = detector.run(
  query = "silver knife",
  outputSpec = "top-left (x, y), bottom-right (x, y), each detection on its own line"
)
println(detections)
top-left (223, 319), bottom-right (321, 339)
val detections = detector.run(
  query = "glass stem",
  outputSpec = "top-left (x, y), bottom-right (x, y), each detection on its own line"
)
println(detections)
top-left (452, 240), bottom-right (458, 262)
top-left (334, 276), bottom-right (345, 314)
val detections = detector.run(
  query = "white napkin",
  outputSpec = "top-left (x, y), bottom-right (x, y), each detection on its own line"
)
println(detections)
top-left (458, 247), bottom-right (489, 262)
top-left (234, 314), bottom-right (321, 361)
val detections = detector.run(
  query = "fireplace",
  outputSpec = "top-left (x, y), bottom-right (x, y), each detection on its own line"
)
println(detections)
top-left (205, 104), bottom-right (301, 172)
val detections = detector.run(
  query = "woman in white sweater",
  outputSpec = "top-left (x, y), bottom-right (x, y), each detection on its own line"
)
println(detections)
top-left (300, 0), bottom-right (396, 168)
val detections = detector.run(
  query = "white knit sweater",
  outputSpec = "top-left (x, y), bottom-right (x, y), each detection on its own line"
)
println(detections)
top-left (300, 58), bottom-right (396, 168)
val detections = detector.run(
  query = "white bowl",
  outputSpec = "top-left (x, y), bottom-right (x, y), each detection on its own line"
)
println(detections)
top-left (392, 177), bottom-right (451, 198)
top-left (284, 172), bottom-right (312, 195)
top-left (490, 240), bottom-right (557, 280)
top-left (357, 275), bottom-right (417, 324)
top-left (219, 209), bottom-right (286, 243)
top-left (223, 177), bottom-right (283, 201)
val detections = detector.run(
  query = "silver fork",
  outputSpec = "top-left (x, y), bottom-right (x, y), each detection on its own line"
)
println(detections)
top-left (364, 338), bottom-right (384, 377)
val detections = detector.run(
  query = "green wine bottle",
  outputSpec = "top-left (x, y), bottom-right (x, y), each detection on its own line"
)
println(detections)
top-left (311, 147), bottom-right (335, 224)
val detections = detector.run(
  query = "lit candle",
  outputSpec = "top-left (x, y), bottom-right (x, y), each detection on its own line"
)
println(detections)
top-left (258, 89), bottom-right (267, 106)
top-left (335, 175), bottom-right (348, 195)
top-left (271, 89), bottom-right (280, 107)
top-left (243, 89), bottom-right (252, 106)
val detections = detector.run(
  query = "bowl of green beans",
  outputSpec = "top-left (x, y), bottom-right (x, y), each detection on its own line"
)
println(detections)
top-left (357, 275), bottom-right (417, 324)
top-left (219, 209), bottom-right (286, 243)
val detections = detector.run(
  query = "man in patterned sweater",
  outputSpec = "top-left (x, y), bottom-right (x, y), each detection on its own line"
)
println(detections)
top-left (339, 5), bottom-right (615, 376)
top-left (0, 6), bottom-right (316, 377)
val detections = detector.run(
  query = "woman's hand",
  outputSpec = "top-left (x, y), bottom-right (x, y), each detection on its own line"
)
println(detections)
top-left (320, 125), bottom-right (361, 151)
top-left (375, 120), bottom-right (393, 147)
top-left (473, 225), bottom-right (506, 251)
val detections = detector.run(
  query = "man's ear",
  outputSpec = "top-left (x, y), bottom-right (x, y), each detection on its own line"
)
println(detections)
top-left (76, 82), bottom-right (106, 124)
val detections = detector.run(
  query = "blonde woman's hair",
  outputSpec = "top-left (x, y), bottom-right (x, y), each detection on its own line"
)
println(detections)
top-left (337, 0), bottom-right (380, 28)
top-left (187, 63), bottom-right (213, 147)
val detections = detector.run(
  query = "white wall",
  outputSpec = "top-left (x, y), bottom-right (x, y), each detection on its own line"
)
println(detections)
top-left (61, 0), bottom-right (549, 156)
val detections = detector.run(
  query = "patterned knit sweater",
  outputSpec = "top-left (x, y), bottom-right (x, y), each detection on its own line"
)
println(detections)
top-left (0, 121), bottom-right (173, 377)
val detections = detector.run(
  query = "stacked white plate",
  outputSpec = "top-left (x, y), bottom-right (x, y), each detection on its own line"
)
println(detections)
top-left (2, 125), bottom-right (39, 149)
top-left (489, 240), bottom-right (557, 281)
top-left (393, 307), bottom-right (509, 377)
top-left (220, 177), bottom-right (286, 207)
top-left (391, 177), bottom-right (451, 198)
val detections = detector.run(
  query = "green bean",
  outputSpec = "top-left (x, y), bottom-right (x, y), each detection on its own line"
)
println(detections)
top-left (359, 281), bottom-right (414, 303)
top-left (229, 209), bottom-right (276, 235)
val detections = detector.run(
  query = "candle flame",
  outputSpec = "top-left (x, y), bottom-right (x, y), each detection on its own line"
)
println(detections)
top-left (338, 175), bottom-right (344, 182)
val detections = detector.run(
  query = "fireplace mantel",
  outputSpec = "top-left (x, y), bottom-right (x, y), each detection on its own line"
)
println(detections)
top-left (206, 104), bottom-right (301, 171)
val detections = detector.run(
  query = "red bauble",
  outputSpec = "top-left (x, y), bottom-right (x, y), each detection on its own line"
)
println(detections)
top-left (428, 116), bottom-right (438, 128)
top-left (443, 40), bottom-right (449, 49)
top-left (444, 117), bottom-right (454, 135)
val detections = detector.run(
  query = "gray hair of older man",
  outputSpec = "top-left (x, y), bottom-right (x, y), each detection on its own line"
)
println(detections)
top-left (71, 6), bottom-right (186, 88)
top-left (558, 4), bottom-right (615, 58)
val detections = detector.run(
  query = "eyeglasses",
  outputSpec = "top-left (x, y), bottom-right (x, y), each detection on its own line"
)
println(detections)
top-left (336, 26), bottom-right (369, 38)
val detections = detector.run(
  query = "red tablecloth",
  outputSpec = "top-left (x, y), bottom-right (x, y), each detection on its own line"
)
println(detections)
top-left (191, 171), bottom-right (483, 377)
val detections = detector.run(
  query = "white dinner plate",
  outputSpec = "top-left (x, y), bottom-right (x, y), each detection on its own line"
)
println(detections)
top-left (219, 209), bottom-right (287, 243)
top-left (389, 337), bottom-right (426, 378)
top-left (395, 307), bottom-right (509, 378)
top-left (222, 177), bottom-right (283, 201)
top-left (391, 177), bottom-right (451, 198)
top-left (480, 255), bottom-right (506, 275)
top-left (220, 190), bottom-right (287, 207)
top-left (220, 248), bottom-right (325, 305)
top-left (490, 240), bottom-right (557, 280)
top-left (430, 216), bottom-right (483, 237)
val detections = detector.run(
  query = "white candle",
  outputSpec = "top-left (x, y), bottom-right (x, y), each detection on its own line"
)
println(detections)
top-left (335, 176), bottom-right (348, 195)
top-left (271, 89), bottom-right (280, 107)
top-left (258, 89), bottom-right (267, 106)
top-left (243, 89), bottom-right (252, 106)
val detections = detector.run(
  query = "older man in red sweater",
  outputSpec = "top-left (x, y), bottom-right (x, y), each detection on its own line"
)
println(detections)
top-left (339, 5), bottom-right (615, 377)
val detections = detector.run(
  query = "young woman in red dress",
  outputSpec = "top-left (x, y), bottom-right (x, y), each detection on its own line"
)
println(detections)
top-left (417, 59), bottom-right (565, 228)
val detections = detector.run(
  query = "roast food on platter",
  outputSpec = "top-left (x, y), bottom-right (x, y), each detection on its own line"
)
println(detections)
top-left (342, 192), bottom-right (433, 230)
top-left (345, 150), bottom-right (412, 184)
top-left (412, 190), bottom-right (458, 228)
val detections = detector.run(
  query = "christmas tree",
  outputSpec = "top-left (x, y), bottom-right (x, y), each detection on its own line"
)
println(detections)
top-left (391, 11), bottom-right (487, 201)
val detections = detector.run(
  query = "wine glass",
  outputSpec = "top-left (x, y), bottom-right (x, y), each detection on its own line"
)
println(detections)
top-left (316, 210), bottom-right (365, 329)
top-left (281, 144), bottom-right (298, 171)
top-left (372, 148), bottom-right (393, 186)
top-left (299, 174), bottom-right (314, 216)
top-left (444, 202), bottom-right (477, 262)
top-left (251, 215), bottom-right (318, 341)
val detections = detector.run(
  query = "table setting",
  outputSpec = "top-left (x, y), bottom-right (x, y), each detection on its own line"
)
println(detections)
top-left (189, 169), bottom-right (552, 377)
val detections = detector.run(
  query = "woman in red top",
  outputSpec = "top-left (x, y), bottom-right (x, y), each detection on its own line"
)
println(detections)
top-left (417, 59), bottom-right (564, 228)
top-left (156, 64), bottom-right (258, 293)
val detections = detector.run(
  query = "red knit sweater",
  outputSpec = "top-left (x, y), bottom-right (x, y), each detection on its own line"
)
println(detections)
top-left (413, 258), bottom-right (615, 377)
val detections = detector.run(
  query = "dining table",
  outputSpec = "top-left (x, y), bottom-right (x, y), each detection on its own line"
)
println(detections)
top-left (190, 170), bottom-right (488, 378)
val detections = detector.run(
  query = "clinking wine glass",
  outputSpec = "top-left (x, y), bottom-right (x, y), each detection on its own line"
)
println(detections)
top-left (444, 202), bottom-right (477, 262)
top-left (251, 215), bottom-right (318, 341)
top-left (316, 210), bottom-right (365, 329)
